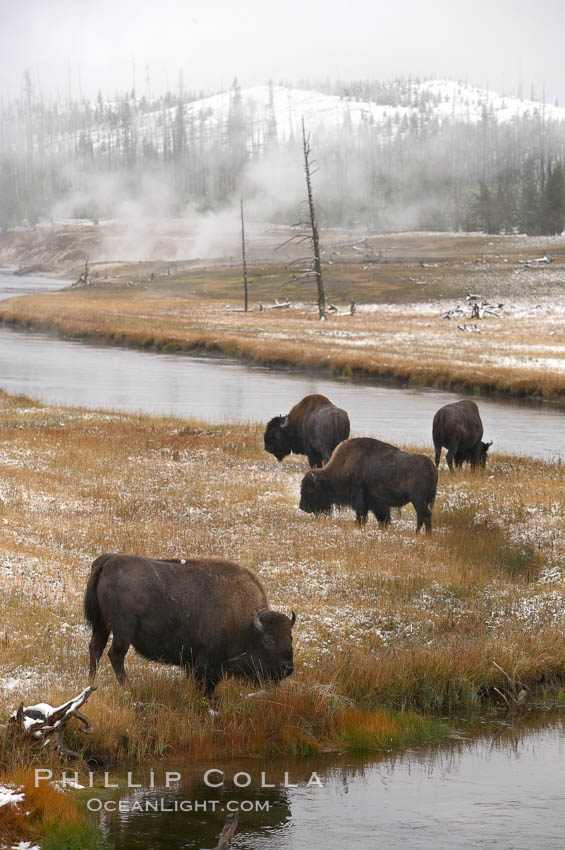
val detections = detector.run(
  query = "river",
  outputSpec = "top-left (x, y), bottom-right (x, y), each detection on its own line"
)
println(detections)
top-left (94, 714), bottom-right (565, 849)
top-left (0, 266), bottom-right (563, 460)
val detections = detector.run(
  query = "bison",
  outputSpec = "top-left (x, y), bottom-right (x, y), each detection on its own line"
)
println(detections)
top-left (432, 399), bottom-right (492, 472)
top-left (299, 437), bottom-right (437, 534)
top-left (85, 554), bottom-right (296, 702)
top-left (264, 394), bottom-right (350, 468)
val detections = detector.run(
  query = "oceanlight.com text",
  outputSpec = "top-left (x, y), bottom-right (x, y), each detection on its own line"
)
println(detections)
top-left (86, 798), bottom-right (271, 813)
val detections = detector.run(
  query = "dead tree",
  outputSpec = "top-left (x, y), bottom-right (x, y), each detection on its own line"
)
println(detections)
top-left (302, 119), bottom-right (326, 320)
top-left (215, 812), bottom-right (239, 849)
top-left (10, 686), bottom-right (97, 758)
top-left (240, 197), bottom-right (249, 312)
top-left (274, 121), bottom-right (327, 318)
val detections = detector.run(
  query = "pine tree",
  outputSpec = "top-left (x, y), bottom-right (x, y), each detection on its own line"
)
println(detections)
top-left (541, 161), bottom-right (565, 234)
top-left (518, 158), bottom-right (541, 234)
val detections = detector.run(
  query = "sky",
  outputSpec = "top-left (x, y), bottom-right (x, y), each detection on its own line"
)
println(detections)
top-left (1, 0), bottom-right (565, 105)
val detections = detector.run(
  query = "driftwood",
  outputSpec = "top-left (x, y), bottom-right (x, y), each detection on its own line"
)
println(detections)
top-left (258, 299), bottom-right (291, 311)
top-left (491, 660), bottom-right (528, 711)
top-left (517, 255), bottom-right (552, 266)
top-left (215, 811), bottom-right (239, 849)
top-left (444, 293), bottom-right (503, 322)
top-left (10, 686), bottom-right (96, 758)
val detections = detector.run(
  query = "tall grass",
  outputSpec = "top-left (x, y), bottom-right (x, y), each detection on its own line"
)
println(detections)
top-left (0, 770), bottom-right (109, 849)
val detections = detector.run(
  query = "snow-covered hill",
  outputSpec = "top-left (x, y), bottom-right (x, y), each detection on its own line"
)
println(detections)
top-left (88, 79), bottom-right (565, 156)
top-left (180, 79), bottom-right (565, 141)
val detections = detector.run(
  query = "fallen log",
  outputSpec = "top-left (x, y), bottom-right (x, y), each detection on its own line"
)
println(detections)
top-left (215, 811), bottom-right (239, 849)
top-left (9, 686), bottom-right (97, 758)
top-left (258, 299), bottom-right (291, 311)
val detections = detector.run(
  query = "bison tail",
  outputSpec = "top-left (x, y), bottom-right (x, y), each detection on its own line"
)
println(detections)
top-left (84, 553), bottom-right (111, 630)
top-left (428, 474), bottom-right (438, 509)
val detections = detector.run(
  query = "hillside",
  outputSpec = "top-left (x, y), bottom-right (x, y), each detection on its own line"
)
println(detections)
top-left (1, 78), bottom-right (565, 234)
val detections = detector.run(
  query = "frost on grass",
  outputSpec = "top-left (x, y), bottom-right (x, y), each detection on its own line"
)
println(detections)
top-left (0, 394), bottom-right (564, 719)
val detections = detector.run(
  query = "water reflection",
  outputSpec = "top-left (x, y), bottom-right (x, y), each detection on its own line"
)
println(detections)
top-left (95, 715), bottom-right (565, 849)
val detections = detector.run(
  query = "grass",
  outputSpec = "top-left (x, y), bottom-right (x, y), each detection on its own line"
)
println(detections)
top-left (0, 388), bottom-right (564, 779)
top-left (0, 770), bottom-right (110, 849)
top-left (1, 229), bottom-right (565, 404)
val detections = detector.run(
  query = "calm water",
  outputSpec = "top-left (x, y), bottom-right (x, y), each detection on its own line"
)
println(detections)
top-left (95, 715), bottom-right (565, 849)
top-left (0, 267), bottom-right (563, 460)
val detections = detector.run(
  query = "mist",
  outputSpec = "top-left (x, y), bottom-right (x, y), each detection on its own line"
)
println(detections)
top-left (2, 0), bottom-right (565, 107)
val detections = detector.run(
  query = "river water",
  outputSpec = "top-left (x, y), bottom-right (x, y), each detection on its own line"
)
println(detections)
top-left (0, 266), bottom-right (563, 459)
top-left (95, 715), bottom-right (565, 849)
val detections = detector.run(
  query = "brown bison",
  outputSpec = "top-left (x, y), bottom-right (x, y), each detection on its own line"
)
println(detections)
top-left (85, 554), bottom-right (295, 702)
top-left (299, 437), bottom-right (437, 534)
top-left (432, 399), bottom-right (492, 472)
top-left (264, 394), bottom-right (350, 468)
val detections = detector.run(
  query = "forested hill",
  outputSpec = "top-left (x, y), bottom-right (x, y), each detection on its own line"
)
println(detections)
top-left (1, 78), bottom-right (564, 235)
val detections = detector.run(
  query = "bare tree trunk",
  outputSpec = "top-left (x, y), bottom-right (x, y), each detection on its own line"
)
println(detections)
top-left (302, 118), bottom-right (326, 320)
top-left (215, 811), bottom-right (239, 849)
top-left (240, 197), bottom-right (248, 312)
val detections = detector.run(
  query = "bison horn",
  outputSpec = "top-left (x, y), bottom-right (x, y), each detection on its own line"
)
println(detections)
top-left (280, 416), bottom-right (289, 429)
top-left (289, 611), bottom-right (296, 627)
top-left (486, 440), bottom-right (493, 448)
top-left (254, 610), bottom-right (265, 632)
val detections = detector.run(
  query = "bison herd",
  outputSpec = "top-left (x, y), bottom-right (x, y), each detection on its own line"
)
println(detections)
top-left (86, 393), bottom-right (491, 701)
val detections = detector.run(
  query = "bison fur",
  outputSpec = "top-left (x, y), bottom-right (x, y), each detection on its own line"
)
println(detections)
top-left (264, 393), bottom-right (350, 468)
top-left (299, 437), bottom-right (437, 534)
top-left (432, 399), bottom-right (492, 472)
top-left (85, 554), bottom-right (295, 701)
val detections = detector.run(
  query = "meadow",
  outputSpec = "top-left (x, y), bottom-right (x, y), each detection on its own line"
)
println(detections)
top-left (0, 389), bottom-right (564, 781)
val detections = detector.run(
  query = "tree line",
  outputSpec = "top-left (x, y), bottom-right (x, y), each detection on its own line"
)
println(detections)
top-left (0, 76), bottom-right (564, 236)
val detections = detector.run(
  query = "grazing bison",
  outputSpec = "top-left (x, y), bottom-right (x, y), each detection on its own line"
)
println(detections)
top-left (299, 437), bottom-right (437, 534)
top-left (264, 394), bottom-right (350, 468)
top-left (85, 554), bottom-right (295, 701)
top-left (432, 399), bottom-right (492, 472)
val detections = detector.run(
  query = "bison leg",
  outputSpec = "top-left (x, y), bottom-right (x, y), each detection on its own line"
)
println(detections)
top-left (434, 443), bottom-right (442, 468)
top-left (306, 449), bottom-right (323, 468)
top-left (374, 506), bottom-right (392, 529)
top-left (88, 624), bottom-right (110, 681)
top-left (445, 447), bottom-right (456, 473)
top-left (193, 665), bottom-right (222, 708)
top-left (352, 488), bottom-right (369, 525)
top-left (415, 502), bottom-right (433, 535)
top-left (107, 633), bottom-right (132, 685)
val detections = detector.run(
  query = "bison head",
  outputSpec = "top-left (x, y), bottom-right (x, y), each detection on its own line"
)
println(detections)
top-left (299, 470), bottom-right (333, 515)
top-left (467, 439), bottom-right (493, 469)
top-left (478, 440), bottom-right (493, 468)
top-left (264, 416), bottom-right (292, 462)
top-left (248, 608), bottom-right (296, 682)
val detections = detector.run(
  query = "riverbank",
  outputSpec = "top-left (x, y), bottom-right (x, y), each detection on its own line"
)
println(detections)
top-left (1, 390), bottom-right (565, 777)
top-left (1, 227), bottom-right (565, 405)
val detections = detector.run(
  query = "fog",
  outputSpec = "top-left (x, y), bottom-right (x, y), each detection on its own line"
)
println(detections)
top-left (2, 0), bottom-right (565, 106)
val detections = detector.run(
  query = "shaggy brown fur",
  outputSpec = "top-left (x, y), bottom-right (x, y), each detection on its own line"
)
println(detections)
top-left (85, 554), bottom-right (295, 700)
top-left (264, 394), bottom-right (350, 467)
top-left (300, 437), bottom-right (438, 534)
top-left (433, 399), bottom-right (492, 471)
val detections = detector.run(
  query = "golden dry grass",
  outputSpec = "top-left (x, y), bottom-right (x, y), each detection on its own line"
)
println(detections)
top-left (0, 389), bottom-right (564, 770)
top-left (1, 228), bottom-right (564, 403)
top-left (0, 768), bottom-right (103, 848)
